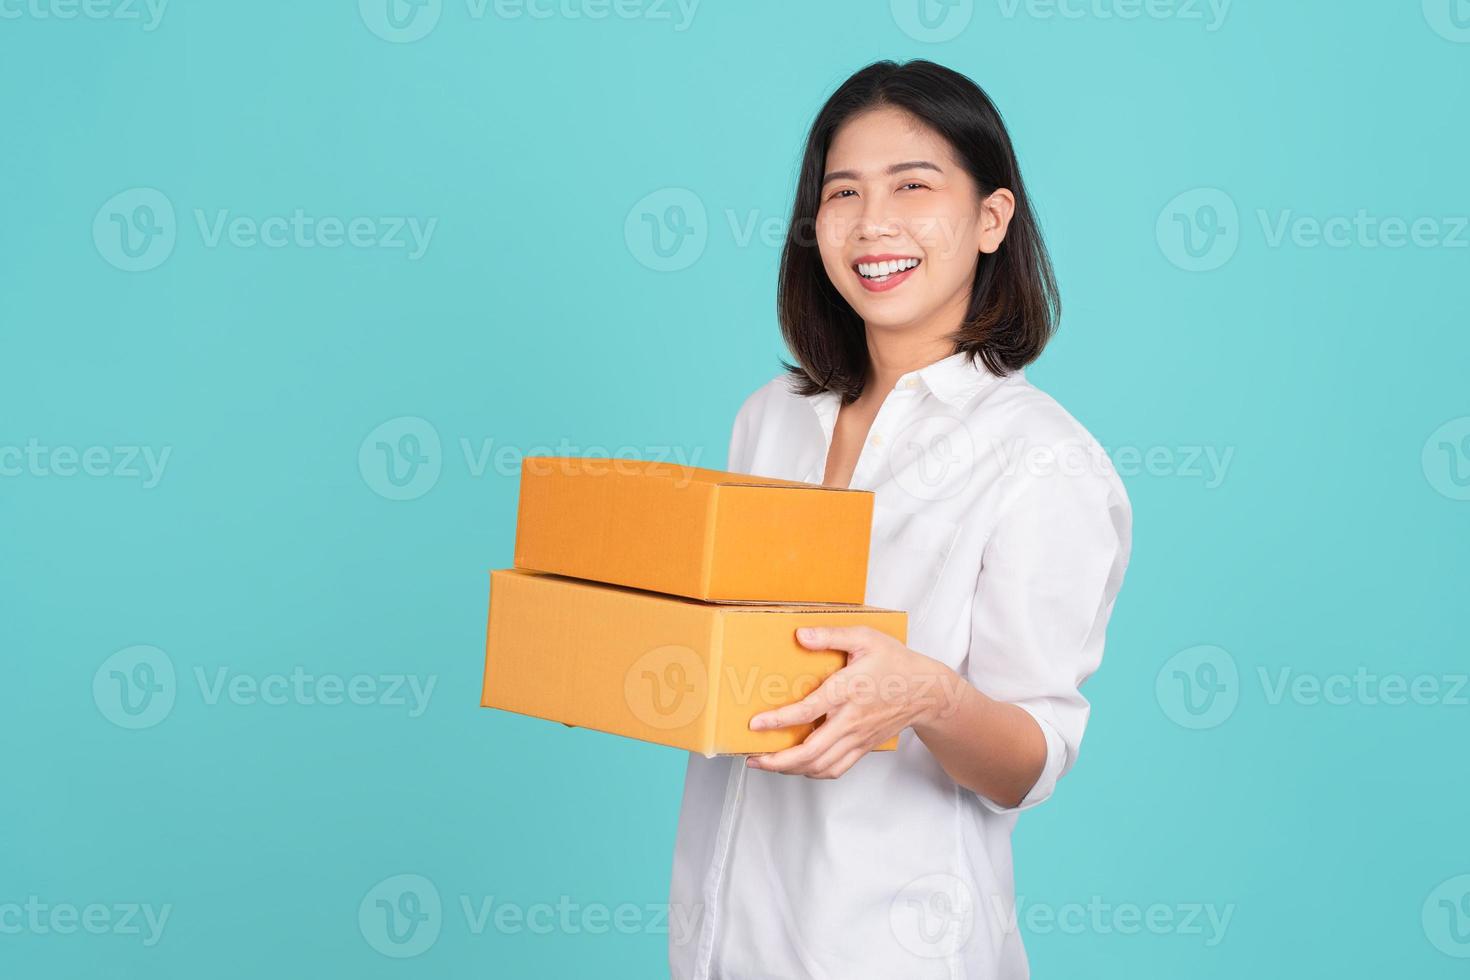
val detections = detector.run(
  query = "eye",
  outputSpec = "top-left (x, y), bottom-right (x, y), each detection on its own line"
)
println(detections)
top-left (828, 188), bottom-right (857, 200)
top-left (899, 181), bottom-right (928, 191)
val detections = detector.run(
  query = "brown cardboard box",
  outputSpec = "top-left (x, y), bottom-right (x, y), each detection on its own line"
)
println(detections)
top-left (481, 568), bottom-right (907, 755)
top-left (512, 456), bottom-right (872, 604)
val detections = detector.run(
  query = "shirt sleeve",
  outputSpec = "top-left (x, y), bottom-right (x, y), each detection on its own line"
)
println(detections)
top-left (726, 386), bottom-right (759, 474)
top-left (962, 439), bottom-right (1133, 813)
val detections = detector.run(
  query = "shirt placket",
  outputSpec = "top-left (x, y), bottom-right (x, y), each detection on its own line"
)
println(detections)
top-left (692, 758), bottom-right (748, 979)
top-left (850, 375), bottom-right (922, 491)
top-left (694, 376), bottom-right (923, 978)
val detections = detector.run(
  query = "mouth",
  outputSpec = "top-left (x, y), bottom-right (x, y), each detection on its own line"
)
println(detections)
top-left (852, 255), bottom-right (921, 293)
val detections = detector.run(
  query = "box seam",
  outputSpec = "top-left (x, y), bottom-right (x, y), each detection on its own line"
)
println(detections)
top-left (700, 483), bottom-right (719, 600)
top-left (702, 607), bottom-right (725, 756)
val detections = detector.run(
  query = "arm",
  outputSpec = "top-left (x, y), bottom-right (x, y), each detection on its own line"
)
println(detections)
top-left (910, 667), bottom-right (1048, 808)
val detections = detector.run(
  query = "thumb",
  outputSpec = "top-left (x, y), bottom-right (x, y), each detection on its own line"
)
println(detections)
top-left (795, 625), bottom-right (873, 657)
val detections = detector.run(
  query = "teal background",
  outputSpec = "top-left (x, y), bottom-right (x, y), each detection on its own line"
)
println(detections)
top-left (3, 1), bottom-right (1469, 976)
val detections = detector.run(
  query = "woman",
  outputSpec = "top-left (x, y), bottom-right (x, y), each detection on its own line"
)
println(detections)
top-left (669, 59), bottom-right (1133, 979)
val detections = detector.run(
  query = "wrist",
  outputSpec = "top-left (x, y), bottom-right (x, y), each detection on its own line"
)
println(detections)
top-left (905, 655), bottom-right (964, 732)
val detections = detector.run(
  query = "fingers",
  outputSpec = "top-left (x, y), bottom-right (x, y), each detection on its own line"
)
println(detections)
top-left (803, 731), bottom-right (865, 778)
top-left (795, 625), bottom-right (879, 655)
top-left (748, 669), bottom-right (848, 732)
top-left (818, 745), bottom-right (869, 780)
top-left (741, 624), bottom-right (893, 779)
top-left (749, 727), bottom-right (872, 780)
top-left (746, 708), bottom-right (849, 774)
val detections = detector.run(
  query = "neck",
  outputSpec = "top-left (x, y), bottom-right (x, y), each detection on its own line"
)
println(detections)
top-left (862, 326), bottom-right (957, 400)
top-left (860, 282), bottom-right (971, 398)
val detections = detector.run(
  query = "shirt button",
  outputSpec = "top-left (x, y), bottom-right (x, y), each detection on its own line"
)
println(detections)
top-left (902, 378), bottom-right (919, 390)
top-left (870, 433), bottom-right (885, 447)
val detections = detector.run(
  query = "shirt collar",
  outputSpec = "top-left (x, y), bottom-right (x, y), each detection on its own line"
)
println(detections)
top-left (804, 349), bottom-right (1013, 420)
top-left (907, 349), bottom-right (1012, 408)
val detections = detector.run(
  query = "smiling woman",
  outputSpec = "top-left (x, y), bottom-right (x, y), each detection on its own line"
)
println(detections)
top-left (669, 59), bottom-right (1133, 980)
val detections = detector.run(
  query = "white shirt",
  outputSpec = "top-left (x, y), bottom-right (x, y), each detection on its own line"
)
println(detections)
top-left (668, 350), bottom-right (1133, 979)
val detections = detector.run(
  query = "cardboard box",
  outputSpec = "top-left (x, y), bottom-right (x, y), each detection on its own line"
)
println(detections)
top-left (512, 456), bottom-right (872, 604)
top-left (482, 568), bottom-right (907, 756)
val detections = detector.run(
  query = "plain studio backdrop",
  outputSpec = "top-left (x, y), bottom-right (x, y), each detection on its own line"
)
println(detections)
top-left (2, 2), bottom-right (1468, 977)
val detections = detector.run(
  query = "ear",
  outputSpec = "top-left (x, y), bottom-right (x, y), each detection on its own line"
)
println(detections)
top-left (977, 188), bottom-right (1016, 255)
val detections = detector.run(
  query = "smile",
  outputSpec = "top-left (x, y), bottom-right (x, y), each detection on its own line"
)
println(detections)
top-left (852, 256), bottom-right (921, 292)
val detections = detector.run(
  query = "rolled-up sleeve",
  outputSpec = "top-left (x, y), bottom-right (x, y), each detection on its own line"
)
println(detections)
top-left (963, 439), bottom-right (1133, 813)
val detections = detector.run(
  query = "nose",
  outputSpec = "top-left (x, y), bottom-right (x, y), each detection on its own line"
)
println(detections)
top-left (856, 193), bottom-right (899, 240)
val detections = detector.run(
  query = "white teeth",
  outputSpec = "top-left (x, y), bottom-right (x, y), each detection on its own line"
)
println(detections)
top-left (856, 258), bottom-right (919, 279)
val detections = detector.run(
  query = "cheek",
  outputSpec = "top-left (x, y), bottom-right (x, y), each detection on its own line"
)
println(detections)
top-left (904, 201), bottom-right (980, 263)
top-left (918, 249), bottom-right (976, 294)
top-left (814, 210), bottom-right (853, 275)
top-left (814, 208), bottom-right (850, 251)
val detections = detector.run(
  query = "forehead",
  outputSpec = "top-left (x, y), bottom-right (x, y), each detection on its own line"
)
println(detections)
top-left (825, 106), bottom-right (955, 171)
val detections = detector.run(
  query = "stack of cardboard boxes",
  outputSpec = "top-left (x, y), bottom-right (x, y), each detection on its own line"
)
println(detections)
top-left (480, 456), bottom-right (907, 757)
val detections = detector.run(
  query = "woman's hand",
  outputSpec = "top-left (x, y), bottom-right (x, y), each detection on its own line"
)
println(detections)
top-left (744, 625), bottom-right (962, 779)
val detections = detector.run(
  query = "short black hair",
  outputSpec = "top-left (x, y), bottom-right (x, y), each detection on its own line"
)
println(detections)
top-left (777, 59), bottom-right (1059, 401)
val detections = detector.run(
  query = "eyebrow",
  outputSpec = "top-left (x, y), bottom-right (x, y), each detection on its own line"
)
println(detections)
top-left (821, 160), bottom-right (943, 185)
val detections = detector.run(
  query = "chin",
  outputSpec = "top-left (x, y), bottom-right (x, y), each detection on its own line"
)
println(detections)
top-left (851, 300), bottom-right (926, 330)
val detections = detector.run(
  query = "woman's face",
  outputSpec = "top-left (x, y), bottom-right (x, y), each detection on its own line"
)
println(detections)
top-left (815, 106), bottom-right (1013, 336)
